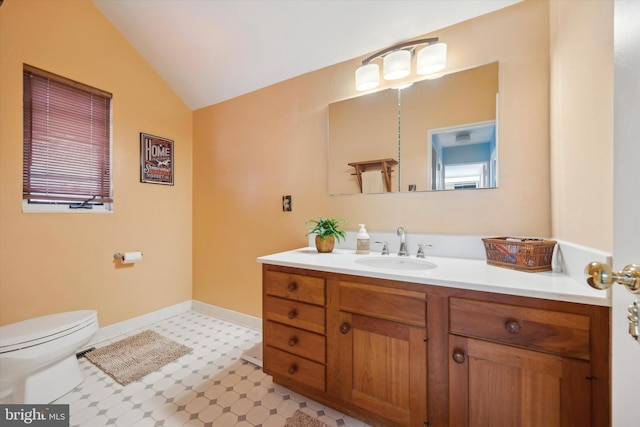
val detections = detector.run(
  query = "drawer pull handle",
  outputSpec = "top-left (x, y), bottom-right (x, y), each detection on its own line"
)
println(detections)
top-left (288, 363), bottom-right (298, 375)
top-left (287, 282), bottom-right (298, 292)
top-left (340, 322), bottom-right (351, 334)
top-left (287, 309), bottom-right (297, 319)
top-left (505, 319), bottom-right (522, 334)
top-left (288, 337), bottom-right (298, 347)
top-left (452, 348), bottom-right (466, 364)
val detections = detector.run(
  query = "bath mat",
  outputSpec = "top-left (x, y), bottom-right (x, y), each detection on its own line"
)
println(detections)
top-left (85, 330), bottom-right (191, 385)
top-left (285, 410), bottom-right (328, 427)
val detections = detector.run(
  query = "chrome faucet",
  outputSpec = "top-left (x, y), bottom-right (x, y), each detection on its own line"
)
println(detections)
top-left (376, 241), bottom-right (390, 255)
top-left (416, 243), bottom-right (432, 259)
top-left (397, 227), bottom-right (408, 256)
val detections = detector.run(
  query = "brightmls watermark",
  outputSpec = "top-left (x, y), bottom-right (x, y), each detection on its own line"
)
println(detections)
top-left (1, 405), bottom-right (69, 426)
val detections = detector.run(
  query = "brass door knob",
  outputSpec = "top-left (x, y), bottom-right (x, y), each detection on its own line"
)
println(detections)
top-left (585, 262), bottom-right (640, 293)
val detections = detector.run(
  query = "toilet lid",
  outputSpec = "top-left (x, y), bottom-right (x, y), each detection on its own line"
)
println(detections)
top-left (0, 310), bottom-right (97, 352)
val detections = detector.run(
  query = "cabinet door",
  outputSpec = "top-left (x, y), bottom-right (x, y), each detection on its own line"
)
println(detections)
top-left (334, 311), bottom-right (427, 427)
top-left (449, 335), bottom-right (591, 427)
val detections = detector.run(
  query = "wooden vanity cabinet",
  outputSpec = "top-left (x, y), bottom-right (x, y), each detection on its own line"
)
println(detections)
top-left (263, 268), bottom-right (327, 392)
top-left (447, 295), bottom-right (610, 427)
top-left (261, 264), bottom-right (610, 427)
top-left (263, 265), bottom-right (430, 427)
top-left (328, 280), bottom-right (428, 427)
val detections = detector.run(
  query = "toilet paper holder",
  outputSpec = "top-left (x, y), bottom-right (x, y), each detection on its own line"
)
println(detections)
top-left (113, 251), bottom-right (143, 262)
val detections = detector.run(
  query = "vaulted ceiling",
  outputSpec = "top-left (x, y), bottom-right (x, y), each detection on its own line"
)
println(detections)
top-left (93, 0), bottom-right (521, 109)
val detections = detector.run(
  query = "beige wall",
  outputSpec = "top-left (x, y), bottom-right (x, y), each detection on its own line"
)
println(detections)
top-left (193, 0), bottom-right (551, 318)
top-left (0, 0), bottom-right (193, 326)
top-left (0, 0), bottom-right (613, 326)
top-left (550, 0), bottom-right (613, 251)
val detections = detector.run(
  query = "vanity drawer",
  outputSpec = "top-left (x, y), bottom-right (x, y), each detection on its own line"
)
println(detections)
top-left (264, 320), bottom-right (326, 363)
top-left (265, 271), bottom-right (325, 305)
top-left (339, 281), bottom-right (427, 327)
top-left (264, 295), bottom-right (325, 334)
top-left (264, 345), bottom-right (326, 392)
top-left (449, 297), bottom-right (591, 360)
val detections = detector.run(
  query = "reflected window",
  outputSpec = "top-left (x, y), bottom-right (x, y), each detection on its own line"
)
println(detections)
top-left (429, 120), bottom-right (497, 191)
top-left (444, 162), bottom-right (487, 190)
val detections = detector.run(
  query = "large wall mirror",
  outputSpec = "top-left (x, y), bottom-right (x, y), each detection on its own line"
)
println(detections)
top-left (328, 62), bottom-right (499, 195)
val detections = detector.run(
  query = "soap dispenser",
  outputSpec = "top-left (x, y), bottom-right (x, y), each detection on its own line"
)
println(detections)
top-left (356, 224), bottom-right (370, 255)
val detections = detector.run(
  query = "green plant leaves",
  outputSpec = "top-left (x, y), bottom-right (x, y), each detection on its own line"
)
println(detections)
top-left (305, 216), bottom-right (347, 242)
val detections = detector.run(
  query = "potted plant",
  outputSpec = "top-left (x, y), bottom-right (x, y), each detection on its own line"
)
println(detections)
top-left (306, 216), bottom-right (346, 253)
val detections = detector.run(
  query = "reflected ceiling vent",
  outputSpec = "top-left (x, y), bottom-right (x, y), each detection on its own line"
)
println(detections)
top-left (455, 132), bottom-right (471, 144)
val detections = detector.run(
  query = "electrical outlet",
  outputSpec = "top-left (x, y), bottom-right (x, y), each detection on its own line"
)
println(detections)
top-left (282, 195), bottom-right (292, 212)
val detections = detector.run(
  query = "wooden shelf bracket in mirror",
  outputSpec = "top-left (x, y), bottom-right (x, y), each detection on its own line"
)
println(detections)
top-left (348, 158), bottom-right (398, 193)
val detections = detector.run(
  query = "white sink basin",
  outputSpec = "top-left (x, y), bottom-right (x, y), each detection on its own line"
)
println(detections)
top-left (354, 256), bottom-right (437, 271)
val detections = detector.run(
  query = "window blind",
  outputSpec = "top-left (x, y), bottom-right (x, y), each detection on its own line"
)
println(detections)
top-left (23, 65), bottom-right (113, 203)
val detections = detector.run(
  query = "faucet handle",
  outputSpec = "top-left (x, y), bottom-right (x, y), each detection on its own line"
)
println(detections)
top-left (375, 241), bottom-right (390, 255)
top-left (416, 243), bottom-right (432, 258)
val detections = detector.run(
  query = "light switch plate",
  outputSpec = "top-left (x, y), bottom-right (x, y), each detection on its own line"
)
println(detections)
top-left (282, 195), bottom-right (292, 212)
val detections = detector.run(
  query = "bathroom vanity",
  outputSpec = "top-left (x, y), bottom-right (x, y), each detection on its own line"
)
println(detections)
top-left (258, 248), bottom-right (610, 427)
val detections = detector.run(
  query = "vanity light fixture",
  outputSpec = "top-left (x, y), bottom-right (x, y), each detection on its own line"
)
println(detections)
top-left (355, 37), bottom-right (447, 91)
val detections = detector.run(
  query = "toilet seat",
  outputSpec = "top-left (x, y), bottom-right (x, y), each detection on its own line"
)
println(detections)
top-left (0, 310), bottom-right (97, 354)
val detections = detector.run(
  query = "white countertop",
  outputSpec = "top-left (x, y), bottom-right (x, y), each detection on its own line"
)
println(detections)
top-left (257, 247), bottom-right (611, 307)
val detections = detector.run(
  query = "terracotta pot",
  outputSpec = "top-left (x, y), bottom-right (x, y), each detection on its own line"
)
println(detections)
top-left (315, 235), bottom-right (335, 253)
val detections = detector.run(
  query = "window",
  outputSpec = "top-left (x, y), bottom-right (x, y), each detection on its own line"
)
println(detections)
top-left (23, 64), bottom-right (113, 211)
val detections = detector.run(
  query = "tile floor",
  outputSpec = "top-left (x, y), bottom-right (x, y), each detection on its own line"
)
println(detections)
top-left (55, 311), bottom-right (370, 427)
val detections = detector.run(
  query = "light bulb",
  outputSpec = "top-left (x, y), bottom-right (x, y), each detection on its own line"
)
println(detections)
top-left (383, 50), bottom-right (411, 80)
top-left (355, 63), bottom-right (380, 91)
top-left (417, 42), bottom-right (447, 75)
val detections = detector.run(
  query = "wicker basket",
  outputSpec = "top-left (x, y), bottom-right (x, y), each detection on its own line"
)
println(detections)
top-left (482, 237), bottom-right (557, 272)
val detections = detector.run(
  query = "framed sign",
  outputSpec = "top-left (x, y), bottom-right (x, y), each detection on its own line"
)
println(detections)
top-left (140, 133), bottom-right (174, 185)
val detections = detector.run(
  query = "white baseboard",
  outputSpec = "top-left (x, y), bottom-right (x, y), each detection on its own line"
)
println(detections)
top-left (192, 300), bottom-right (262, 331)
top-left (84, 300), bottom-right (262, 351)
top-left (87, 301), bottom-right (192, 348)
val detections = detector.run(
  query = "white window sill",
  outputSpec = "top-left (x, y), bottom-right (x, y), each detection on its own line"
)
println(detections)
top-left (22, 201), bottom-right (113, 213)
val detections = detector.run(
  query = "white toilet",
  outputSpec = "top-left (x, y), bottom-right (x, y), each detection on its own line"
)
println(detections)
top-left (0, 310), bottom-right (98, 404)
